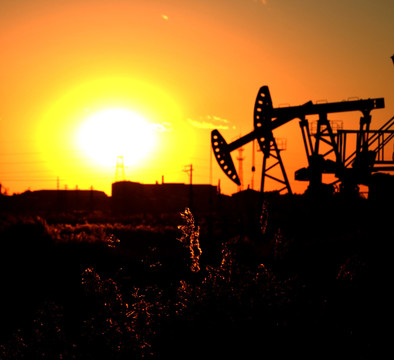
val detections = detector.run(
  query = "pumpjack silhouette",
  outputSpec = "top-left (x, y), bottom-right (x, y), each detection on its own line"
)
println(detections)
top-left (211, 86), bottom-right (393, 196)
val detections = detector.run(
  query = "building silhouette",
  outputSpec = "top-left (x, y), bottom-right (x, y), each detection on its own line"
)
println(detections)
top-left (111, 181), bottom-right (218, 215)
top-left (0, 181), bottom-right (224, 216)
top-left (0, 189), bottom-right (109, 214)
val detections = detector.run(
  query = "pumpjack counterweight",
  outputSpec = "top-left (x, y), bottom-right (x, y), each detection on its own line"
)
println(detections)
top-left (211, 85), bottom-right (388, 195)
top-left (212, 130), bottom-right (241, 186)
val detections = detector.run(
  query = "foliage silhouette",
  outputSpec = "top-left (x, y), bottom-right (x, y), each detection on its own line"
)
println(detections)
top-left (0, 199), bottom-right (390, 359)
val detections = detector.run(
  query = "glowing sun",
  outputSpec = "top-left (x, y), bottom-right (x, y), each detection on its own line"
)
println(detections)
top-left (76, 108), bottom-right (156, 167)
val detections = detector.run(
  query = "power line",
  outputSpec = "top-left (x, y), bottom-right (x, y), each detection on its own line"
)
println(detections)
top-left (0, 160), bottom-right (46, 165)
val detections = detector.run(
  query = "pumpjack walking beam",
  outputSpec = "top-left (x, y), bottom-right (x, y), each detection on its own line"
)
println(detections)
top-left (211, 85), bottom-right (384, 194)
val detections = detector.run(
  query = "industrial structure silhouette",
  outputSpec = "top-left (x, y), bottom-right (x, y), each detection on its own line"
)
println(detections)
top-left (1, 85), bottom-right (393, 216)
top-left (0, 181), bottom-right (220, 215)
top-left (212, 85), bottom-right (393, 196)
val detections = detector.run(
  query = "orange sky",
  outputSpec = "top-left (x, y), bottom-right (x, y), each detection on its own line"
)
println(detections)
top-left (0, 0), bottom-right (393, 196)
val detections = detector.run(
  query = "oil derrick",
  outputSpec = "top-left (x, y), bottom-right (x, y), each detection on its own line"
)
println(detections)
top-left (212, 85), bottom-right (390, 196)
top-left (115, 155), bottom-right (126, 182)
top-left (236, 147), bottom-right (244, 192)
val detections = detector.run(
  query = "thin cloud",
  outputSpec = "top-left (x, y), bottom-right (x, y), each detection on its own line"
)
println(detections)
top-left (187, 115), bottom-right (231, 130)
top-left (208, 115), bottom-right (229, 124)
top-left (253, 0), bottom-right (267, 4)
top-left (151, 122), bottom-right (172, 132)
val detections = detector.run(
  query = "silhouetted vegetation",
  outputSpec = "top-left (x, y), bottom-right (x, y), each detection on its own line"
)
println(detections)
top-left (0, 195), bottom-right (390, 359)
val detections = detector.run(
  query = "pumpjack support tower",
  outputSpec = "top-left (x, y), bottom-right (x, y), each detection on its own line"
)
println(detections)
top-left (211, 85), bottom-right (393, 196)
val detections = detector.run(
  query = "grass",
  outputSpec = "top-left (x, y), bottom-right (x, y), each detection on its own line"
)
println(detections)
top-left (0, 197), bottom-right (391, 359)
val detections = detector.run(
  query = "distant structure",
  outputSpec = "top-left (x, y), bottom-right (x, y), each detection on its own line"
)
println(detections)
top-left (0, 181), bottom-right (267, 220)
top-left (250, 140), bottom-right (256, 190)
top-left (236, 147), bottom-right (244, 192)
top-left (0, 189), bottom-right (109, 213)
top-left (115, 155), bottom-right (126, 182)
top-left (111, 180), bottom-right (217, 215)
top-left (183, 164), bottom-right (193, 209)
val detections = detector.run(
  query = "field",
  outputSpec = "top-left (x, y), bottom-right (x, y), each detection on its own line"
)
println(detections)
top-left (0, 195), bottom-right (391, 359)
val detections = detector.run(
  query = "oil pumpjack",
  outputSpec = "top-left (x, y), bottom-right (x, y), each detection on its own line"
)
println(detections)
top-left (211, 85), bottom-right (393, 196)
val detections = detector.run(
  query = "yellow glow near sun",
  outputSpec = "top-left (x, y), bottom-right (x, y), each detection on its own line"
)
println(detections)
top-left (76, 108), bottom-right (156, 167)
top-left (35, 76), bottom-right (194, 193)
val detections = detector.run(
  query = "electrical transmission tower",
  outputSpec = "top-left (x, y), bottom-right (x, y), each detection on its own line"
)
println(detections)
top-left (115, 155), bottom-right (126, 182)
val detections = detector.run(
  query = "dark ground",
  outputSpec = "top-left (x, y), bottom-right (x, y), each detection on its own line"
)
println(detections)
top-left (0, 194), bottom-right (391, 359)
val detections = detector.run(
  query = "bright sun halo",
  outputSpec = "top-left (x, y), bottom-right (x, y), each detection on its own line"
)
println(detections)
top-left (76, 108), bottom-right (155, 168)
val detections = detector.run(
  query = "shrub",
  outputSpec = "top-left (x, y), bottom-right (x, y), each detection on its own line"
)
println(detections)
top-left (177, 208), bottom-right (202, 272)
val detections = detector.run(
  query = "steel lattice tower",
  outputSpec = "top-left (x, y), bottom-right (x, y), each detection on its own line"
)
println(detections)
top-left (115, 155), bottom-right (126, 182)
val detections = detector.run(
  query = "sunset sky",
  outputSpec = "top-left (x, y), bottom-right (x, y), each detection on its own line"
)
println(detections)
top-left (0, 0), bottom-right (393, 196)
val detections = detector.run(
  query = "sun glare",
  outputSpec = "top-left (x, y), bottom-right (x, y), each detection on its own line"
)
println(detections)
top-left (76, 108), bottom-right (156, 168)
top-left (35, 77), bottom-right (187, 193)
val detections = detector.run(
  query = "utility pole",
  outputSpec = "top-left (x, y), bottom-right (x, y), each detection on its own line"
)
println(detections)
top-left (209, 145), bottom-right (213, 185)
top-left (236, 147), bottom-right (244, 192)
top-left (251, 139), bottom-right (256, 190)
top-left (183, 164), bottom-right (193, 210)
